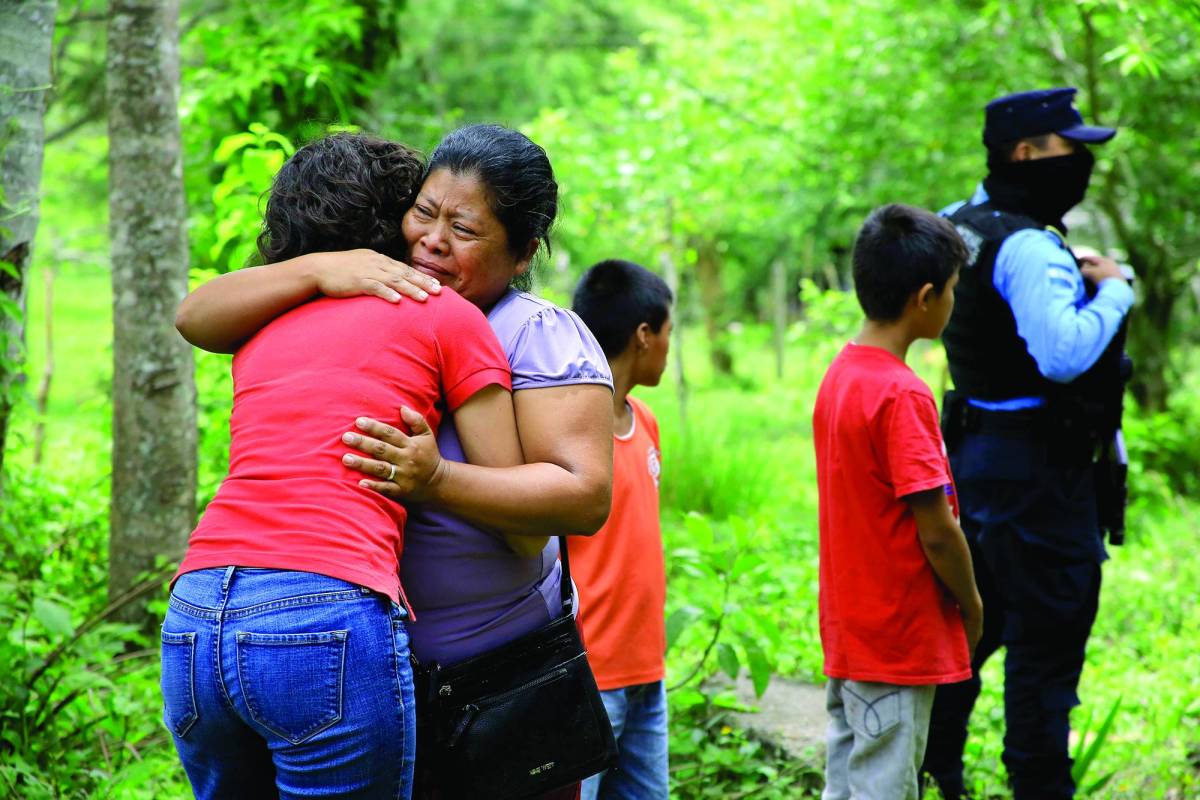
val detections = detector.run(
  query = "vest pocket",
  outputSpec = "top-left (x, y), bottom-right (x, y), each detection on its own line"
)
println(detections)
top-left (160, 630), bottom-right (199, 738)
top-left (236, 630), bottom-right (348, 744)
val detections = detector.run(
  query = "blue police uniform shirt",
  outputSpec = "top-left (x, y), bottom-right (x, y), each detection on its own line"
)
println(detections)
top-left (944, 186), bottom-right (1135, 410)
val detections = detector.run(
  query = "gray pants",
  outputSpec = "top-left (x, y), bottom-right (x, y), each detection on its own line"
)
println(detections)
top-left (823, 679), bottom-right (936, 800)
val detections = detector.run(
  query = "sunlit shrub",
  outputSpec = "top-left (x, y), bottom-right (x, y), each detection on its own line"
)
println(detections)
top-left (0, 470), bottom-right (186, 797)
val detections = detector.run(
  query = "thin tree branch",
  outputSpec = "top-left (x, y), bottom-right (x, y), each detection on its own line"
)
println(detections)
top-left (667, 571), bottom-right (732, 692)
top-left (45, 110), bottom-right (102, 144)
top-left (25, 567), bottom-right (174, 687)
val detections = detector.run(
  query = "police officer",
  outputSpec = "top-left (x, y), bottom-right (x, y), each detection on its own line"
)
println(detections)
top-left (921, 88), bottom-right (1134, 799)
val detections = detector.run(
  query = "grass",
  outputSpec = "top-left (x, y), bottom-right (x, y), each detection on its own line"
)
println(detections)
top-left (9, 268), bottom-right (1200, 797)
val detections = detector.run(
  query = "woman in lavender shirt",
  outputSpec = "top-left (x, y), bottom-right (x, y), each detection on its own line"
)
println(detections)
top-left (177, 124), bottom-right (614, 798)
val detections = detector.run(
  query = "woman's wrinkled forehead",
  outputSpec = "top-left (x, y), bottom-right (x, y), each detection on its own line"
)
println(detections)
top-left (418, 168), bottom-right (497, 221)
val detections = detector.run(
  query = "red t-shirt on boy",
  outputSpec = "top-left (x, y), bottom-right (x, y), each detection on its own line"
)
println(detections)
top-left (175, 290), bottom-right (511, 608)
top-left (572, 396), bottom-right (666, 690)
top-left (813, 343), bottom-right (970, 685)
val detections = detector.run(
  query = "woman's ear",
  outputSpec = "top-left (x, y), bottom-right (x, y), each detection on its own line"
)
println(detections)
top-left (513, 239), bottom-right (540, 276)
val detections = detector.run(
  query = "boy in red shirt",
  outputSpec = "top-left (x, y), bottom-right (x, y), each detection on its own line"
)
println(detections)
top-left (572, 259), bottom-right (673, 800)
top-left (813, 204), bottom-right (983, 799)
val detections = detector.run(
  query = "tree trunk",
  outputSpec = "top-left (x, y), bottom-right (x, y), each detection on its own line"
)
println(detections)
top-left (0, 0), bottom-right (57, 485)
top-left (661, 249), bottom-right (688, 432)
top-left (1125, 249), bottom-right (1175, 412)
top-left (691, 237), bottom-right (734, 376)
top-left (107, 0), bottom-right (196, 627)
top-left (770, 259), bottom-right (787, 380)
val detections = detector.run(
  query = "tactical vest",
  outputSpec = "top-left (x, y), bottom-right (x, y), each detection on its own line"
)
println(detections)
top-left (942, 201), bottom-right (1129, 439)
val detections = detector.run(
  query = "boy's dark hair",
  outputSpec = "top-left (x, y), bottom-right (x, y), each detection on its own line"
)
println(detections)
top-left (573, 259), bottom-right (673, 358)
top-left (852, 203), bottom-right (968, 322)
top-left (257, 132), bottom-right (424, 264)
top-left (426, 124), bottom-right (558, 291)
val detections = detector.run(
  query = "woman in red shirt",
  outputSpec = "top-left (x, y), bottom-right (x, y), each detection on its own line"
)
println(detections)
top-left (160, 133), bottom-right (523, 800)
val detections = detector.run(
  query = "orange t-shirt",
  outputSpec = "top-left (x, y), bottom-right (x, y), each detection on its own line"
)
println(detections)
top-left (572, 395), bottom-right (666, 691)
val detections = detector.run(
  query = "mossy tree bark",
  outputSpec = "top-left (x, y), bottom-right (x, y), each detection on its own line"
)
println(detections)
top-left (107, 0), bottom-right (196, 627)
top-left (0, 0), bottom-right (57, 485)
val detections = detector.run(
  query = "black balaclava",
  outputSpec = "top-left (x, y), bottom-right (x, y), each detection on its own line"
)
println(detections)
top-left (982, 146), bottom-right (1095, 232)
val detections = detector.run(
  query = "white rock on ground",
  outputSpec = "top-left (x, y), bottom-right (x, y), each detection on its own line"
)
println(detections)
top-left (720, 676), bottom-right (828, 759)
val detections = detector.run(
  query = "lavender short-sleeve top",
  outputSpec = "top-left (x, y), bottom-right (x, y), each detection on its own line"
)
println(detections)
top-left (401, 289), bottom-right (613, 666)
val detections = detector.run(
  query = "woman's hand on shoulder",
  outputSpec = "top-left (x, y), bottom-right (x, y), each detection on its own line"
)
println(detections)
top-left (341, 407), bottom-right (447, 501)
top-left (175, 250), bottom-right (444, 353)
top-left (311, 249), bottom-right (442, 303)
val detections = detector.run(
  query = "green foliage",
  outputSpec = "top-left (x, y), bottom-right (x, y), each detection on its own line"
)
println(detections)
top-left (665, 514), bottom-right (784, 699)
top-left (194, 346), bottom-right (234, 510)
top-left (200, 124), bottom-right (296, 271)
top-left (668, 701), bottom-right (822, 798)
top-left (178, 1), bottom-right (405, 274)
top-left (1071, 696), bottom-right (1122, 797)
top-left (1124, 386), bottom-right (1200, 508)
top-left (0, 469), bottom-right (186, 798)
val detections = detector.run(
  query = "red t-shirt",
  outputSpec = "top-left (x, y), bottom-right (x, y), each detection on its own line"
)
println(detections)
top-left (573, 396), bottom-right (666, 690)
top-left (813, 343), bottom-right (970, 685)
top-left (175, 290), bottom-right (511, 607)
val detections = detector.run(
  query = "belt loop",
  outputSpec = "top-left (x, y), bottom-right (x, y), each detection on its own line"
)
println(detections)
top-left (221, 565), bottom-right (236, 593)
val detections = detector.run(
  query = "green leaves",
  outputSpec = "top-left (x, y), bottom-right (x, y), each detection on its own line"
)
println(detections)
top-left (743, 639), bottom-right (772, 699)
top-left (30, 598), bottom-right (73, 639)
top-left (1071, 696), bottom-right (1123, 796)
top-left (202, 124), bottom-right (296, 269)
top-left (666, 604), bottom-right (703, 651)
top-left (717, 642), bottom-right (739, 680)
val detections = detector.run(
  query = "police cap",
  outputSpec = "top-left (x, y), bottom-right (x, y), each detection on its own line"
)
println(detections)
top-left (983, 87), bottom-right (1116, 147)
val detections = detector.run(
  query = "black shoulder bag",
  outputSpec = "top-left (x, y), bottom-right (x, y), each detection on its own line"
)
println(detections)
top-left (416, 536), bottom-right (618, 799)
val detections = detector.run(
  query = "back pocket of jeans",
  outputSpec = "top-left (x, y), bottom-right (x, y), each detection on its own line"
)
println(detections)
top-left (843, 683), bottom-right (901, 739)
top-left (236, 630), bottom-right (348, 744)
top-left (160, 630), bottom-right (199, 738)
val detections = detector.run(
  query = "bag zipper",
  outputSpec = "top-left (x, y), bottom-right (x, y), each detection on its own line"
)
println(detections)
top-left (438, 650), bottom-right (585, 700)
top-left (474, 666), bottom-right (570, 707)
top-left (444, 667), bottom-right (571, 750)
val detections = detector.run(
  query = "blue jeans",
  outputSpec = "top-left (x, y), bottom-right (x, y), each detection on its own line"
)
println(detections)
top-left (161, 568), bottom-right (416, 799)
top-left (581, 680), bottom-right (669, 800)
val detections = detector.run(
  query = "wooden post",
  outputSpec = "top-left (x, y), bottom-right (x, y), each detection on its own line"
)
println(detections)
top-left (661, 198), bottom-right (687, 433)
top-left (771, 258), bottom-right (787, 380)
top-left (661, 249), bottom-right (687, 434)
top-left (33, 265), bottom-right (54, 466)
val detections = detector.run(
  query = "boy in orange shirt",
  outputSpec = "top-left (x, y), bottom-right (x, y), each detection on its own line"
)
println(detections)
top-left (572, 259), bottom-right (673, 800)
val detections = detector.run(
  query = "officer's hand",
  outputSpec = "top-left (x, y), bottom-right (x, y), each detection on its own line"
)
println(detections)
top-left (1079, 255), bottom-right (1125, 286)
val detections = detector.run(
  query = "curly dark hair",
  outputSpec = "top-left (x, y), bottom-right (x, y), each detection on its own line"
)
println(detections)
top-left (256, 133), bottom-right (425, 264)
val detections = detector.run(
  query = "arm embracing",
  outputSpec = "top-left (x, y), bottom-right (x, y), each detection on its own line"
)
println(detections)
top-left (347, 384), bottom-right (613, 536)
top-left (175, 250), bottom-right (441, 353)
top-left (421, 383), bottom-right (612, 536)
top-left (452, 385), bottom-right (549, 557)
